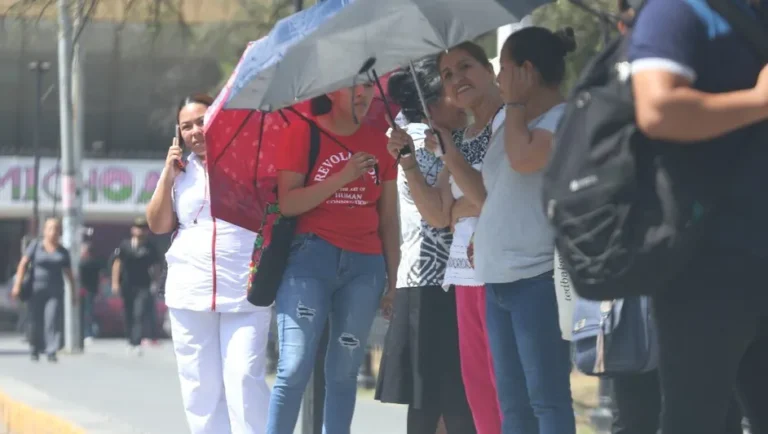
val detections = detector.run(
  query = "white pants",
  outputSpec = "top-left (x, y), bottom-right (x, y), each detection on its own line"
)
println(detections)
top-left (169, 308), bottom-right (272, 434)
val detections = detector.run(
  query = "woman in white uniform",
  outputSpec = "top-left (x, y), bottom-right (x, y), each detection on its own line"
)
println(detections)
top-left (146, 93), bottom-right (272, 434)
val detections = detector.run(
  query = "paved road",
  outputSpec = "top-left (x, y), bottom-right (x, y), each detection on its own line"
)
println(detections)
top-left (0, 335), bottom-right (406, 434)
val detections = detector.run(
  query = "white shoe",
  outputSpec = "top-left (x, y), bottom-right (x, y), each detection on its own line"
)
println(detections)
top-left (84, 337), bottom-right (93, 346)
top-left (131, 346), bottom-right (143, 356)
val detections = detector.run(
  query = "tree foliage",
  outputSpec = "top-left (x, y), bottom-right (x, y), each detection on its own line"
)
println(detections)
top-left (532, 0), bottom-right (620, 91)
top-left (2, 0), bottom-right (295, 93)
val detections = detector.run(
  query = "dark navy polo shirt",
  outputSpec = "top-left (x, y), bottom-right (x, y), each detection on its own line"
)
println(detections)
top-left (629, 0), bottom-right (768, 259)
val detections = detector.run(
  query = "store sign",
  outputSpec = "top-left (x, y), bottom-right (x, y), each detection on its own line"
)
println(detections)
top-left (0, 157), bottom-right (163, 217)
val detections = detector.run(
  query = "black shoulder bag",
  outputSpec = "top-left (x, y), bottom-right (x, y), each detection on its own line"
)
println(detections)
top-left (247, 120), bottom-right (322, 307)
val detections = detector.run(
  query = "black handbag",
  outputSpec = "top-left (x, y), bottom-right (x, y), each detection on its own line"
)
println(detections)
top-left (571, 296), bottom-right (658, 376)
top-left (19, 239), bottom-right (40, 302)
top-left (247, 120), bottom-right (321, 307)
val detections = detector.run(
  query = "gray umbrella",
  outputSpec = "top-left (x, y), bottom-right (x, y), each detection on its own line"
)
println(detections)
top-left (224, 0), bottom-right (553, 111)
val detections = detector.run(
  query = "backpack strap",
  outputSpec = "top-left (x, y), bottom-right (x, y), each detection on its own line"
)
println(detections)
top-left (305, 120), bottom-right (322, 186)
top-left (706, 0), bottom-right (768, 62)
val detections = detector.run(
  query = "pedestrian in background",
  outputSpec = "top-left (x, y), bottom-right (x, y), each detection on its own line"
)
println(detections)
top-left (12, 217), bottom-right (75, 363)
top-left (111, 217), bottom-right (161, 356)
top-left (146, 93), bottom-right (272, 434)
top-left (79, 241), bottom-right (104, 345)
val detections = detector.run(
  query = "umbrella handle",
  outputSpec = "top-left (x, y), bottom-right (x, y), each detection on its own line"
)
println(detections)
top-left (369, 68), bottom-right (411, 160)
top-left (407, 61), bottom-right (446, 154)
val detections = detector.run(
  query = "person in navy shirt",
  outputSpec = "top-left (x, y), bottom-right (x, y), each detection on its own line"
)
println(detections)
top-left (630, 0), bottom-right (768, 433)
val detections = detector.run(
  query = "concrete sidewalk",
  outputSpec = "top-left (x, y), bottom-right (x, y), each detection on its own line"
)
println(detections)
top-left (0, 335), bottom-right (406, 434)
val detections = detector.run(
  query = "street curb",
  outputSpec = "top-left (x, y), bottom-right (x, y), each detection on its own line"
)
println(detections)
top-left (0, 390), bottom-right (85, 434)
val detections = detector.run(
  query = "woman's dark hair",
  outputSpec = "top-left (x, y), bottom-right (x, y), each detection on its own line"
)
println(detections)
top-left (387, 57), bottom-right (443, 124)
top-left (617, 0), bottom-right (631, 11)
top-left (310, 94), bottom-right (333, 116)
top-left (502, 26), bottom-right (577, 87)
top-left (437, 41), bottom-right (493, 72)
top-left (177, 93), bottom-right (214, 120)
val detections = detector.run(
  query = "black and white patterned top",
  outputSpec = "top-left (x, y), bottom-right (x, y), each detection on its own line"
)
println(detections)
top-left (454, 122), bottom-right (492, 166)
top-left (396, 123), bottom-right (453, 288)
top-left (395, 118), bottom-right (495, 289)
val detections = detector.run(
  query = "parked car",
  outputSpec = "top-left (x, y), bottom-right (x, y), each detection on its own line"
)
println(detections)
top-left (91, 278), bottom-right (170, 339)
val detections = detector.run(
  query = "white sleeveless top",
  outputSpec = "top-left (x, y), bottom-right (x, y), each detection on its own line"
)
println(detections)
top-left (164, 154), bottom-right (268, 313)
top-left (442, 163), bottom-right (484, 289)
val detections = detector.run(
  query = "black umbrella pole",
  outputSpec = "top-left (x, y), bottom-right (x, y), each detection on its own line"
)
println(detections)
top-left (301, 321), bottom-right (329, 434)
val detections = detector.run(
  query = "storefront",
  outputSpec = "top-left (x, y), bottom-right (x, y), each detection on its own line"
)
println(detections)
top-left (0, 157), bottom-right (167, 280)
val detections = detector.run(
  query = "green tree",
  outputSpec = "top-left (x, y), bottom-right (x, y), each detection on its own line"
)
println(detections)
top-left (532, 0), bottom-right (620, 91)
top-left (2, 0), bottom-right (294, 93)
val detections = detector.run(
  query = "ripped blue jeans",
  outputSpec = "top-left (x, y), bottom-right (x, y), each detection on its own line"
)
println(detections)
top-left (266, 233), bottom-right (386, 434)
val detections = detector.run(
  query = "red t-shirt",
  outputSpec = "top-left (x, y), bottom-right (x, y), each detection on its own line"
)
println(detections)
top-left (275, 119), bottom-right (396, 254)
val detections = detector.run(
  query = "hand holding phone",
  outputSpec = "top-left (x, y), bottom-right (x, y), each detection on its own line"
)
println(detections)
top-left (173, 125), bottom-right (187, 173)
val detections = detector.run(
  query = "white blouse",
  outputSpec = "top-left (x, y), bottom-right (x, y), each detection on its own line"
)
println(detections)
top-left (164, 154), bottom-right (268, 313)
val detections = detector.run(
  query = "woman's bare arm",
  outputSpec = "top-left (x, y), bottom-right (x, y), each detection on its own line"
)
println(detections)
top-left (503, 106), bottom-right (554, 173)
top-left (404, 167), bottom-right (452, 229)
top-left (277, 171), bottom-right (348, 217)
top-left (12, 256), bottom-right (29, 293)
top-left (441, 149), bottom-right (486, 208)
top-left (146, 170), bottom-right (177, 234)
top-left (378, 180), bottom-right (401, 294)
top-left (450, 196), bottom-right (481, 231)
top-left (430, 129), bottom-right (486, 208)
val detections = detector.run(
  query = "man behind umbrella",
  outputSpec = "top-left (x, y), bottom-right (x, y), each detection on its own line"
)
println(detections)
top-left (111, 217), bottom-right (161, 355)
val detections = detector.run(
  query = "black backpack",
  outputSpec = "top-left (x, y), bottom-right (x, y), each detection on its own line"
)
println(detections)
top-left (543, 0), bottom-right (768, 301)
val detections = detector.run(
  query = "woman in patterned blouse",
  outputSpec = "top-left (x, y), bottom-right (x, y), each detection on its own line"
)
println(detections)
top-left (375, 57), bottom-right (476, 434)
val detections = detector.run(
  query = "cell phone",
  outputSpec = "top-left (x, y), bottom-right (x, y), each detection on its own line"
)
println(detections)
top-left (174, 124), bottom-right (187, 173)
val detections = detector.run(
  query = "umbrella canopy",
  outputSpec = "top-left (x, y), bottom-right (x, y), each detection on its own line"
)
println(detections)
top-left (225, 0), bottom-right (553, 111)
top-left (204, 42), bottom-right (398, 232)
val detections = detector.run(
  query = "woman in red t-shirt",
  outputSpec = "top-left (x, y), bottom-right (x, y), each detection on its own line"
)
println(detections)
top-left (266, 84), bottom-right (399, 434)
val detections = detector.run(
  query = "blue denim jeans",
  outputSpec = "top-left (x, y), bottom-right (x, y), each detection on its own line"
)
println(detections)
top-left (485, 272), bottom-right (575, 434)
top-left (266, 234), bottom-right (386, 434)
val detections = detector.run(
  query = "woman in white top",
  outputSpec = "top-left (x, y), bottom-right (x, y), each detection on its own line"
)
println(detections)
top-left (146, 94), bottom-right (272, 434)
top-left (389, 43), bottom-right (504, 434)
top-left (439, 29), bottom-right (578, 434)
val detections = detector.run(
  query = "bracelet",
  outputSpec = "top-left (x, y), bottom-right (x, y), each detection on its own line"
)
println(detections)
top-left (505, 102), bottom-right (526, 110)
top-left (433, 146), bottom-right (444, 158)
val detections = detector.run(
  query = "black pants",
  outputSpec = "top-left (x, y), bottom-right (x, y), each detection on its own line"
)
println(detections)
top-left (122, 289), bottom-right (154, 347)
top-left (404, 287), bottom-right (475, 434)
top-left (612, 370), bottom-right (745, 434)
top-left (28, 289), bottom-right (61, 355)
top-left (653, 252), bottom-right (768, 434)
top-left (376, 286), bottom-right (475, 434)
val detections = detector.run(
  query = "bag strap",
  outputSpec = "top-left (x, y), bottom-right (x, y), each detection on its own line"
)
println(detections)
top-left (706, 0), bottom-right (768, 63)
top-left (264, 118), bottom-right (323, 225)
top-left (28, 238), bottom-right (40, 261)
top-left (305, 120), bottom-right (322, 186)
